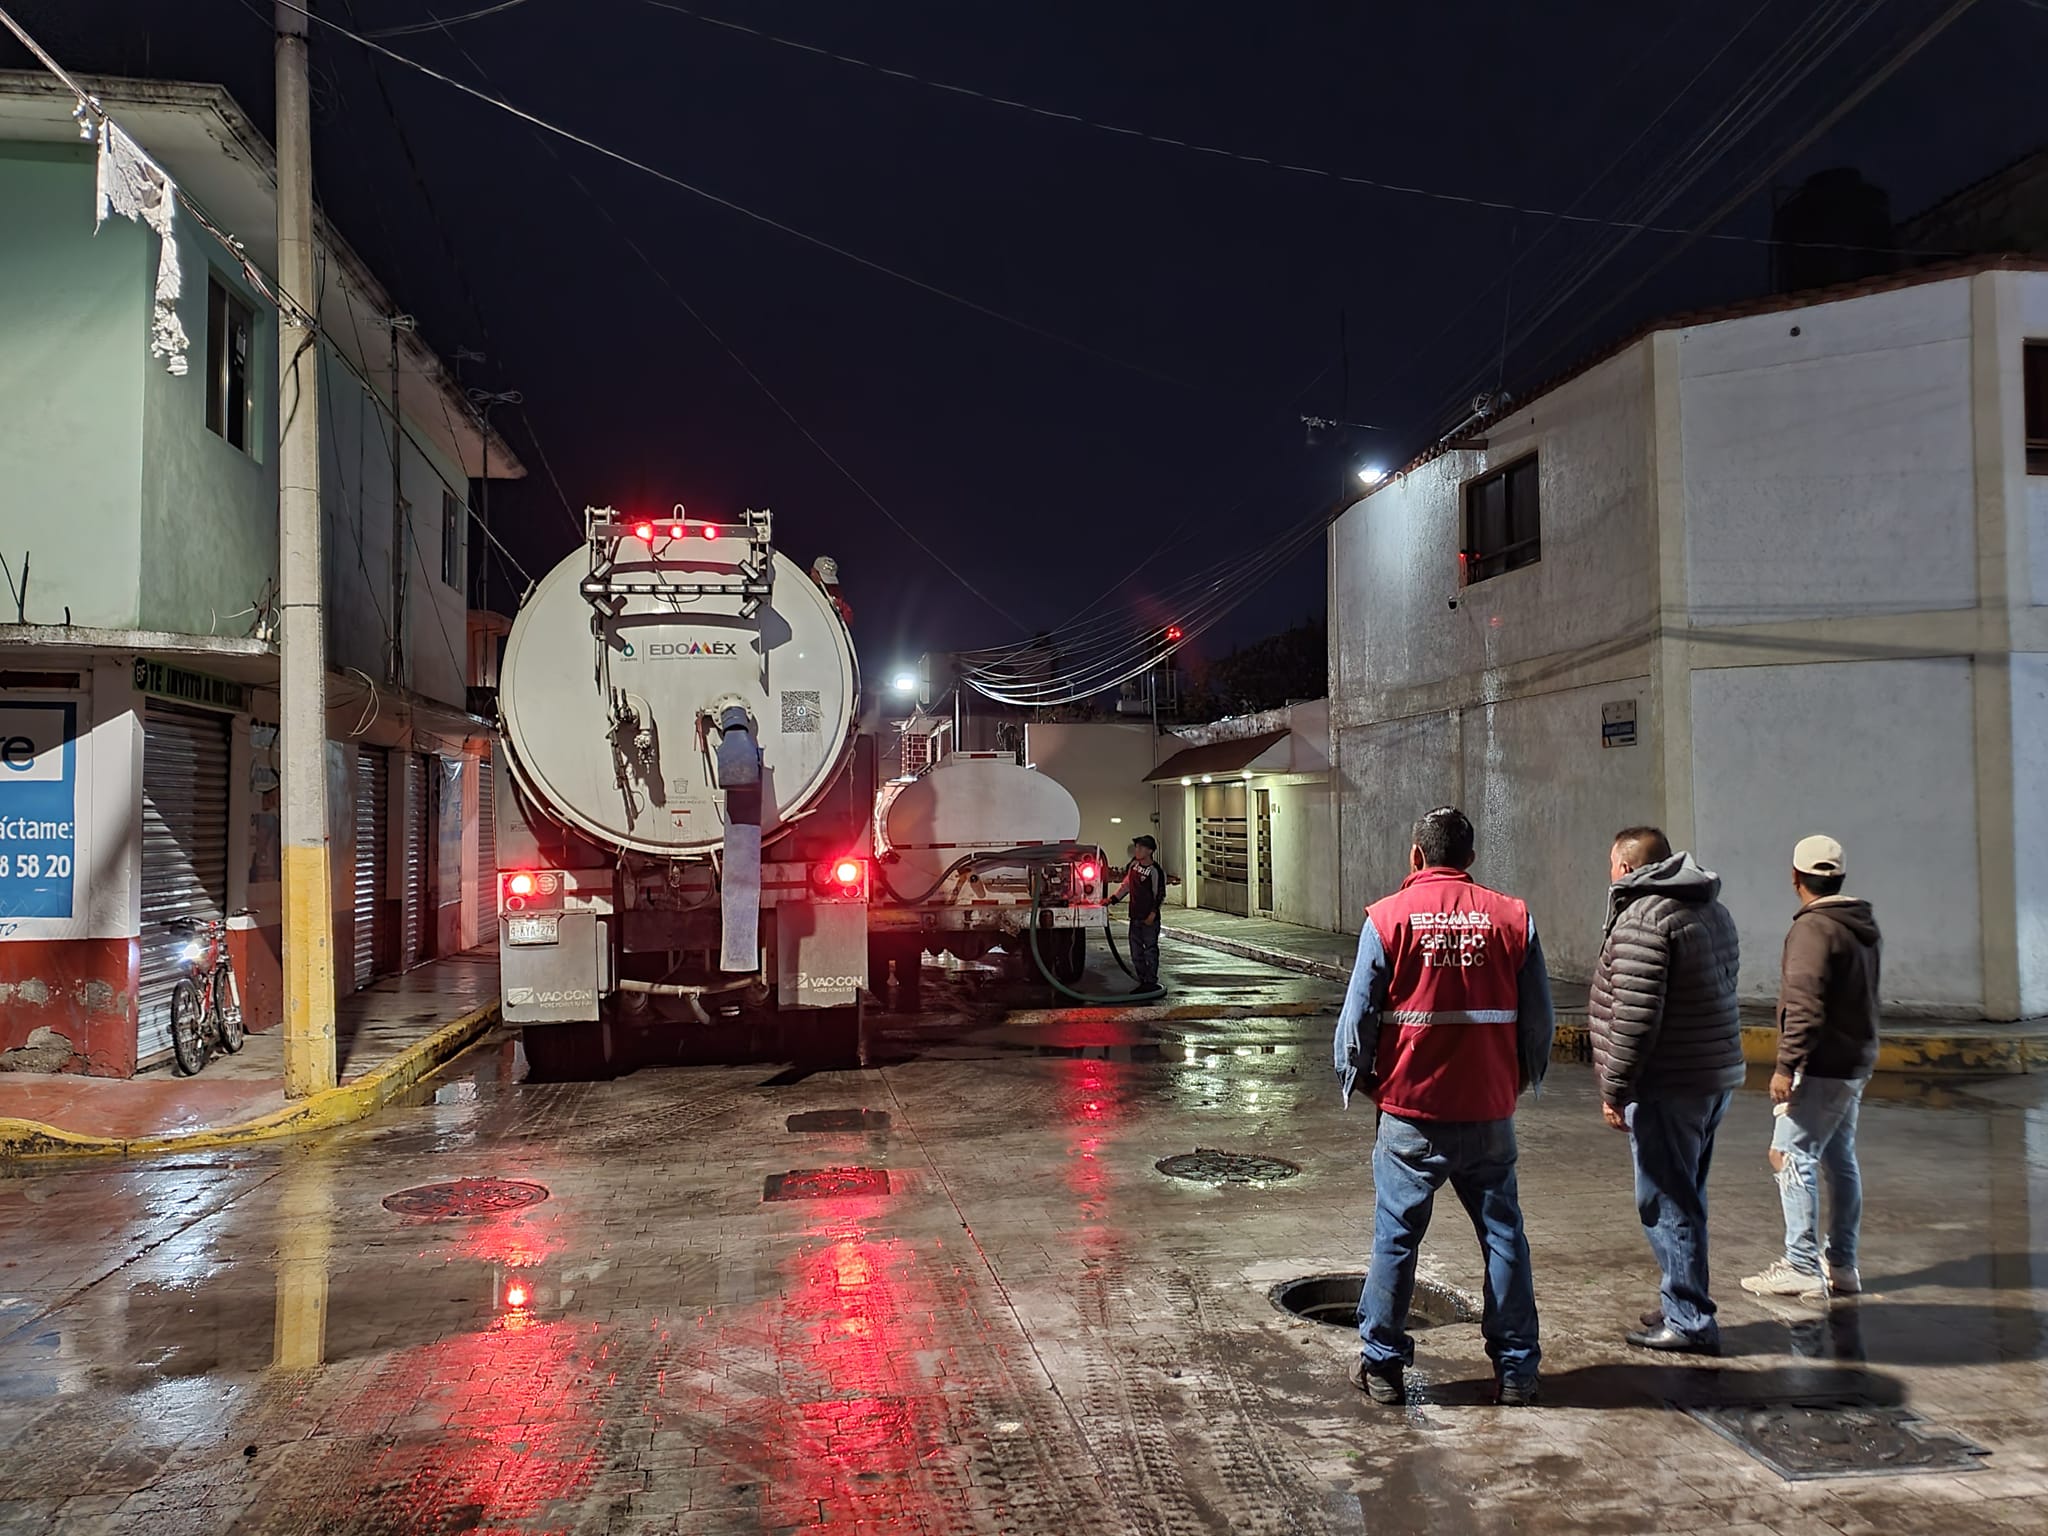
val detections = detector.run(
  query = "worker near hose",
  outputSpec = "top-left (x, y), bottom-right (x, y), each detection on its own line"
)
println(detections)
top-left (1109, 836), bottom-right (1174, 993)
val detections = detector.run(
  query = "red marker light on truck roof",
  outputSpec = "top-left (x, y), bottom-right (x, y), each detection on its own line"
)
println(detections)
top-left (701, 524), bottom-right (719, 540)
top-left (668, 522), bottom-right (685, 539)
top-left (632, 521), bottom-right (655, 543)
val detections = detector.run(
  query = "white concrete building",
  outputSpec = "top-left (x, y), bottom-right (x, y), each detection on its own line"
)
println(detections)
top-left (1328, 257), bottom-right (2048, 1018)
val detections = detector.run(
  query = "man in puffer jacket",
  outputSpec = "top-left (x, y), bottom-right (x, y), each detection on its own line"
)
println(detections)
top-left (1589, 826), bottom-right (1745, 1355)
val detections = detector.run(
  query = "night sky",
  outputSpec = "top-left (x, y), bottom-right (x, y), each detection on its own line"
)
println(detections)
top-left (7, 1), bottom-right (2044, 681)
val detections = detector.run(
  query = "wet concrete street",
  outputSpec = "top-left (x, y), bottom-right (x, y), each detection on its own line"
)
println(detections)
top-left (2, 940), bottom-right (2045, 1535)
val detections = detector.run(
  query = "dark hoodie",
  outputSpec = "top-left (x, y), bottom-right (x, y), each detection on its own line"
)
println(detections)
top-left (1589, 853), bottom-right (1745, 1106)
top-left (1777, 897), bottom-right (1882, 1080)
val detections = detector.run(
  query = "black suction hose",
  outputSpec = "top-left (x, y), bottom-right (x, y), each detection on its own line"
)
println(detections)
top-left (1026, 866), bottom-right (1165, 1006)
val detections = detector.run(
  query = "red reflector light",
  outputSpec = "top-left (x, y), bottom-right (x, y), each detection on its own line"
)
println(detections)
top-left (834, 859), bottom-right (861, 886)
top-left (633, 521), bottom-right (654, 542)
top-left (701, 524), bottom-right (719, 540)
top-left (507, 872), bottom-right (535, 897)
top-left (1078, 862), bottom-right (1100, 882)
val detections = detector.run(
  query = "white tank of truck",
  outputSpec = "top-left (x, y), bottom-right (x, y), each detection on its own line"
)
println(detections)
top-left (492, 506), bottom-right (872, 1075)
top-left (867, 749), bottom-right (1108, 1005)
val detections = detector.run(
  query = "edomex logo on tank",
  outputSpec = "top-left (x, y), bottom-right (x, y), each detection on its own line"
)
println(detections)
top-left (621, 639), bottom-right (739, 660)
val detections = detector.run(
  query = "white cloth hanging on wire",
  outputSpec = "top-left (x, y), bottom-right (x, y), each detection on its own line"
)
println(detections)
top-left (94, 121), bottom-right (189, 376)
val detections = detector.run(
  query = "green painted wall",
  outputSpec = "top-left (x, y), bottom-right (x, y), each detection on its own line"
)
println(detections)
top-left (0, 143), bottom-right (144, 628)
top-left (137, 221), bottom-right (278, 637)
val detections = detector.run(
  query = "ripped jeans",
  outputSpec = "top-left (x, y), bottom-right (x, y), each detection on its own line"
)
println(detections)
top-left (1771, 1075), bottom-right (1866, 1275)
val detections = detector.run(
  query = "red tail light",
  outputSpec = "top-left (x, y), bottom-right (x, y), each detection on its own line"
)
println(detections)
top-left (507, 872), bottom-right (536, 897)
top-left (504, 1281), bottom-right (530, 1309)
top-left (834, 858), bottom-right (861, 885)
top-left (1078, 861), bottom-right (1100, 883)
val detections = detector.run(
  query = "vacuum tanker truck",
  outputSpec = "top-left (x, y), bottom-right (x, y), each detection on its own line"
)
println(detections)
top-left (490, 506), bottom-right (1108, 1076)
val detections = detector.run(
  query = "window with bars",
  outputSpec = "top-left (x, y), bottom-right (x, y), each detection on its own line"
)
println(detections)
top-left (205, 275), bottom-right (255, 453)
top-left (1462, 454), bottom-right (1542, 584)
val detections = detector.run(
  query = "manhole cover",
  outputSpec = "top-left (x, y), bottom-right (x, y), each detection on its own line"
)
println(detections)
top-left (786, 1109), bottom-right (892, 1133)
top-left (1685, 1399), bottom-right (1990, 1481)
top-left (1269, 1273), bottom-right (1477, 1330)
top-left (1156, 1149), bottom-right (1301, 1185)
top-left (382, 1178), bottom-right (550, 1219)
top-left (764, 1167), bottom-right (891, 1202)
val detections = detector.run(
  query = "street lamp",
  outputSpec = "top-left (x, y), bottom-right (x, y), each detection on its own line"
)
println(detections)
top-left (1357, 465), bottom-right (1388, 487)
top-left (891, 671), bottom-right (918, 695)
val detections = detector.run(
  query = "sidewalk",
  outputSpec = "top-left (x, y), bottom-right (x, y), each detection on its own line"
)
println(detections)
top-left (1163, 905), bottom-right (2048, 1075)
top-left (0, 950), bottom-right (499, 1157)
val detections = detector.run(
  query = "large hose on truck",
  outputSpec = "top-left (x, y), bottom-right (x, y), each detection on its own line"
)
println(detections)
top-left (1026, 865), bottom-right (1166, 1007)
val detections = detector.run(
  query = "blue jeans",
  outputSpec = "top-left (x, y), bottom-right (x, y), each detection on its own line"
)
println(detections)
top-left (1359, 1112), bottom-right (1540, 1383)
top-left (1628, 1092), bottom-right (1732, 1344)
top-left (1772, 1075), bottom-right (1865, 1274)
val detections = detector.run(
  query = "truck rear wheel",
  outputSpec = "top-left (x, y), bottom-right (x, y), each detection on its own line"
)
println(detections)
top-left (521, 1020), bottom-right (621, 1082)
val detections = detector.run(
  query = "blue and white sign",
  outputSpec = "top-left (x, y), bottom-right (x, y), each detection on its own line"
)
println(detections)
top-left (0, 704), bottom-right (79, 920)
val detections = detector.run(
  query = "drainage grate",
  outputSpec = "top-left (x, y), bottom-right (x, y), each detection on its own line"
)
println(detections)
top-left (764, 1167), bottom-right (891, 1202)
top-left (382, 1178), bottom-right (550, 1219)
top-left (1156, 1149), bottom-right (1301, 1185)
top-left (1270, 1273), bottom-right (1478, 1330)
top-left (1685, 1398), bottom-right (1990, 1481)
top-left (786, 1109), bottom-right (892, 1133)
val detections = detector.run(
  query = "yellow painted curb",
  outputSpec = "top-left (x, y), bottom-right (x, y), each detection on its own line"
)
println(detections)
top-left (1552, 1012), bottom-right (2042, 1076)
top-left (0, 1000), bottom-right (501, 1161)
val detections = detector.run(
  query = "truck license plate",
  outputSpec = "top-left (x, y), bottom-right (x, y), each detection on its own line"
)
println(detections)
top-left (507, 914), bottom-right (560, 946)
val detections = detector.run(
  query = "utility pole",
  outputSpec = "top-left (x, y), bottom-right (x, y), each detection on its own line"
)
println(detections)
top-left (382, 313), bottom-right (417, 688)
top-left (275, 0), bottom-right (337, 1097)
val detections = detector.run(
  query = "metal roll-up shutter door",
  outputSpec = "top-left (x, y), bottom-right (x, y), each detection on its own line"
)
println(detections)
top-left (140, 705), bottom-right (231, 1067)
top-left (476, 756), bottom-right (498, 949)
top-left (402, 754), bottom-right (428, 969)
top-left (352, 747), bottom-right (389, 989)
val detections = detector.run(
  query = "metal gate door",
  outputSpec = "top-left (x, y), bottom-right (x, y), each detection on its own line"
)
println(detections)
top-left (139, 704), bottom-right (231, 1067)
top-left (1255, 788), bottom-right (1274, 914)
top-left (1195, 783), bottom-right (1250, 916)
top-left (402, 754), bottom-right (429, 968)
top-left (476, 755), bottom-right (497, 949)
top-left (352, 747), bottom-right (389, 989)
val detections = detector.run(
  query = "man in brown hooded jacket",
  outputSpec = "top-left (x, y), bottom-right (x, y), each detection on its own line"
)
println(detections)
top-left (1741, 835), bottom-right (1881, 1301)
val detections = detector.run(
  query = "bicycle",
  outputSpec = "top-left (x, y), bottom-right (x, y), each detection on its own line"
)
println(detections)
top-left (168, 913), bottom-right (248, 1076)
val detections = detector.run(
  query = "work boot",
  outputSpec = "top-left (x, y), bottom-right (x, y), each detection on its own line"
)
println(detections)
top-left (1348, 1356), bottom-right (1404, 1405)
top-left (1741, 1260), bottom-right (1826, 1300)
top-left (1495, 1375), bottom-right (1540, 1408)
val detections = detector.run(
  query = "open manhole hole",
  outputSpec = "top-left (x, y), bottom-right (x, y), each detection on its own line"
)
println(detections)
top-left (764, 1167), bottom-right (891, 1202)
top-left (1685, 1399), bottom-right (1990, 1481)
top-left (1269, 1273), bottom-right (1478, 1330)
top-left (382, 1178), bottom-right (550, 1219)
top-left (1156, 1149), bottom-right (1300, 1185)
top-left (786, 1109), bottom-right (892, 1133)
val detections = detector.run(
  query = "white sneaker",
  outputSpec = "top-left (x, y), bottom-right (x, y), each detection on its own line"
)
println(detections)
top-left (1825, 1263), bottom-right (1861, 1296)
top-left (1740, 1260), bottom-right (1826, 1299)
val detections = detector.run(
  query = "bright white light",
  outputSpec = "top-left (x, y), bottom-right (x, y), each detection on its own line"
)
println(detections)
top-left (1357, 465), bottom-right (1388, 486)
top-left (1241, 770), bottom-right (1254, 780)
top-left (891, 672), bottom-right (918, 694)
top-left (1180, 776), bottom-right (1192, 787)
top-left (1110, 816), bottom-right (1123, 824)
top-left (1201, 774), bottom-right (1214, 784)
top-left (180, 942), bottom-right (204, 962)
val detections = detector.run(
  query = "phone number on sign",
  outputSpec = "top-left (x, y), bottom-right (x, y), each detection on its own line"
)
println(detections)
top-left (0, 854), bottom-right (72, 879)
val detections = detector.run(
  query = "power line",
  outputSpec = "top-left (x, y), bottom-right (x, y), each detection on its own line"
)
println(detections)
top-left (410, 10), bottom-right (1032, 633)
top-left (366, 0), bottom-right (536, 38)
top-left (269, 0), bottom-right (1267, 402)
top-left (640, 1), bottom-right (1954, 262)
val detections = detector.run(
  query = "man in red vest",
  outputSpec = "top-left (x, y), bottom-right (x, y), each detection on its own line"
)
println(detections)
top-left (1334, 806), bottom-right (1555, 1407)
